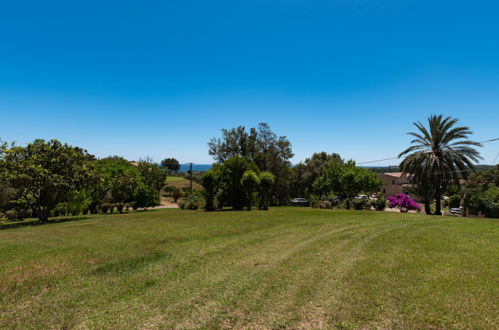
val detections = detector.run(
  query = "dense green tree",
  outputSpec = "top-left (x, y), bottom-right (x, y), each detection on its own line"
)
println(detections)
top-left (161, 157), bottom-right (180, 173)
top-left (201, 171), bottom-right (218, 211)
top-left (258, 171), bottom-right (275, 210)
top-left (111, 171), bottom-right (139, 213)
top-left (399, 115), bottom-right (481, 215)
top-left (467, 165), bottom-right (499, 190)
top-left (313, 160), bottom-right (381, 198)
top-left (208, 123), bottom-right (292, 204)
top-left (241, 170), bottom-right (260, 211)
top-left (93, 156), bottom-right (140, 212)
top-left (213, 156), bottom-right (259, 210)
top-left (0, 139), bottom-right (93, 221)
top-left (290, 152), bottom-right (343, 198)
top-left (133, 183), bottom-right (158, 210)
top-left (137, 159), bottom-right (168, 192)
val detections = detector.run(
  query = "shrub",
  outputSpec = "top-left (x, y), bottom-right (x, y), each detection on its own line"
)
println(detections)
top-left (172, 188), bottom-right (182, 202)
top-left (311, 200), bottom-right (333, 209)
top-left (179, 194), bottom-right (200, 210)
top-left (370, 197), bottom-right (387, 211)
top-left (258, 171), bottom-right (275, 210)
top-left (5, 210), bottom-right (18, 220)
top-left (101, 203), bottom-right (110, 214)
top-left (448, 195), bottom-right (461, 209)
top-left (53, 203), bottom-right (68, 217)
top-left (108, 204), bottom-right (115, 214)
top-left (241, 170), bottom-right (260, 211)
top-left (201, 171), bottom-right (218, 211)
top-left (0, 212), bottom-right (5, 220)
top-left (387, 194), bottom-right (421, 212)
top-left (340, 198), bottom-right (352, 210)
top-left (352, 199), bottom-right (369, 210)
top-left (7, 199), bottom-right (32, 220)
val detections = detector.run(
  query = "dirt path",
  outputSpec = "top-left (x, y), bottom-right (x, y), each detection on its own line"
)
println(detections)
top-left (157, 196), bottom-right (179, 208)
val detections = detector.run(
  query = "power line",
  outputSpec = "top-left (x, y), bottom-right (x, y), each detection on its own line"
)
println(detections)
top-left (357, 137), bottom-right (499, 165)
top-left (492, 152), bottom-right (499, 165)
top-left (357, 157), bottom-right (399, 165)
top-left (479, 137), bottom-right (499, 143)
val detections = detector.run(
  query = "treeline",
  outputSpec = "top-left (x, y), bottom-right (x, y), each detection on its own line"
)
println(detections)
top-left (196, 123), bottom-right (382, 211)
top-left (461, 166), bottom-right (499, 217)
top-left (0, 139), bottom-right (170, 222)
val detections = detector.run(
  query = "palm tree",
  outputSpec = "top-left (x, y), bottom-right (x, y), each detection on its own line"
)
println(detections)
top-left (399, 115), bottom-right (481, 215)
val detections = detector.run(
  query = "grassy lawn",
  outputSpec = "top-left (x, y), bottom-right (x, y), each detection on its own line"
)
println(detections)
top-left (166, 176), bottom-right (189, 183)
top-left (0, 208), bottom-right (497, 329)
top-left (165, 176), bottom-right (202, 190)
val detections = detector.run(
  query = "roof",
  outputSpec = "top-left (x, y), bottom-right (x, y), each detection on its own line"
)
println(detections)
top-left (381, 172), bottom-right (407, 178)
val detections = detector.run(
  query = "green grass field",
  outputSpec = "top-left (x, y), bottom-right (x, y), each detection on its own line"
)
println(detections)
top-left (0, 208), bottom-right (497, 329)
top-left (165, 176), bottom-right (202, 190)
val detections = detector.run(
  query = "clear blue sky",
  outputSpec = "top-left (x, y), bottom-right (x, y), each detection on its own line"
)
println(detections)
top-left (1, 0), bottom-right (498, 165)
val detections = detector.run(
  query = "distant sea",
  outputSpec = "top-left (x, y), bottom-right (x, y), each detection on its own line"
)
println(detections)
top-left (179, 164), bottom-right (213, 172)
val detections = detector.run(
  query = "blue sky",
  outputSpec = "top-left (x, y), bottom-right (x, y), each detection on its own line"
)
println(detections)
top-left (1, 0), bottom-right (498, 165)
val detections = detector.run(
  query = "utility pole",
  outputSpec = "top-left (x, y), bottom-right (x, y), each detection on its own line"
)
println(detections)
top-left (189, 162), bottom-right (193, 195)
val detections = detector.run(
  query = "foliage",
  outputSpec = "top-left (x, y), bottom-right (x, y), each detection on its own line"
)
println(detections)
top-left (171, 187), bottom-right (182, 202)
top-left (447, 195), bottom-right (461, 209)
top-left (4, 209), bottom-right (17, 220)
top-left (258, 171), bottom-right (274, 210)
top-left (209, 123), bottom-right (292, 205)
top-left (310, 194), bottom-right (341, 209)
top-left (290, 152), bottom-right (343, 198)
top-left (352, 199), bottom-right (369, 210)
top-left (179, 194), bottom-right (200, 210)
top-left (212, 156), bottom-right (259, 210)
top-left (0, 139), bottom-right (94, 221)
top-left (387, 194), bottom-right (421, 212)
top-left (137, 159), bottom-right (168, 192)
top-left (311, 199), bottom-right (334, 209)
top-left (111, 170), bottom-right (139, 212)
top-left (313, 159), bottom-right (381, 198)
top-left (160, 158), bottom-right (180, 172)
top-left (67, 190), bottom-right (92, 216)
top-left (101, 203), bottom-right (111, 214)
top-left (133, 183), bottom-right (158, 210)
top-left (465, 186), bottom-right (499, 218)
top-left (241, 170), bottom-right (260, 211)
top-left (370, 197), bottom-right (387, 211)
top-left (399, 114), bottom-right (481, 215)
top-left (201, 171), bottom-right (218, 211)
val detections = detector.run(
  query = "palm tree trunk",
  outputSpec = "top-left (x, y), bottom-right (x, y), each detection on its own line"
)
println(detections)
top-left (424, 198), bottom-right (432, 215)
top-left (434, 193), bottom-right (442, 215)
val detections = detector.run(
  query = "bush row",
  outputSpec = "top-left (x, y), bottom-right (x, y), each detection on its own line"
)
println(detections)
top-left (311, 195), bottom-right (387, 211)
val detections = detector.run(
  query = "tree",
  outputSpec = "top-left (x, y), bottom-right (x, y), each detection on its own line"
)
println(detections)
top-left (93, 156), bottom-right (140, 212)
top-left (399, 115), bottom-right (481, 215)
top-left (0, 139), bottom-right (93, 222)
top-left (137, 158), bottom-right (168, 193)
top-left (241, 170), bottom-right (260, 211)
top-left (214, 156), bottom-right (259, 210)
top-left (161, 158), bottom-right (180, 173)
top-left (290, 152), bottom-right (343, 198)
top-left (201, 171), bottom-right (218, 211)
top-left (133, 183), bottom-right (158, 210)
top-left (208, 123), bottom-right (293, 205)
top-left (111, 171), bottom-right (139, 213)
top-left (313, 159), bottom-right (381, 198)
top-left (258, 171), bottom-right (275, 210)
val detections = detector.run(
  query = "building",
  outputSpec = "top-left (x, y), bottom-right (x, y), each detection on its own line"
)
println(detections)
top-left (377, 172), bottom-right (413, 197)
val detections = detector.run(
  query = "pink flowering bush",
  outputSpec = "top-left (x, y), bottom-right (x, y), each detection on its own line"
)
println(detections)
top-left (387, 194), bottom-right (421, 212)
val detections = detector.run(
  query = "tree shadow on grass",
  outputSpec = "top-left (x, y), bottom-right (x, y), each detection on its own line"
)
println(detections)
top-left (0, 216), bottom-right (91, 230)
